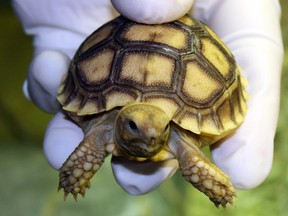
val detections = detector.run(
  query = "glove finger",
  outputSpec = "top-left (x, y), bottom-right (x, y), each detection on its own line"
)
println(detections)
top-left (111, 0), bottom-right (194, 24)
top-left (43, 112), bottom-right (84, 169)
top-left (27, 50), bottom-right (70, 113)
top-left (111, 156), bottom-right (178, 195)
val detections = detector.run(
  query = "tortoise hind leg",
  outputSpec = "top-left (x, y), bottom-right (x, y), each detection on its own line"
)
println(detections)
top-left (169, 128), bottom-right (236, 207)
top-left (58, 121), bottom-right (114, 200)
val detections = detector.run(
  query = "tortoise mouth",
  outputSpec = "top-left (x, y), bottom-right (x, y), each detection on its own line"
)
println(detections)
top-left (117, 138), bottom-right (165, 158)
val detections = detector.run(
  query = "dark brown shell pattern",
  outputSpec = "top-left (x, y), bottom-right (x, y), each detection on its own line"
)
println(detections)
top-left (57, 15), bottom-right (248, 138)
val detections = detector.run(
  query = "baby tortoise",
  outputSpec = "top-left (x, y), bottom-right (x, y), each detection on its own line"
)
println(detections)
top-left (57, 15), bottom-right (248, 207)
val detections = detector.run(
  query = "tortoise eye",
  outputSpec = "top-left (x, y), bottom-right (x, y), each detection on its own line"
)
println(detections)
top-left (128, 120), bottom-right (138, 131)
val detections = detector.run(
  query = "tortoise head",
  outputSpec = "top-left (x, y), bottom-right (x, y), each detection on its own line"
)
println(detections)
top-left (115, 103), bottom-right (170, 158)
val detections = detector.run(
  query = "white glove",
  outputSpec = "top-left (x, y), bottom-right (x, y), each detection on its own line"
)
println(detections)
top-left (13, 0), bottom-right (283, 195)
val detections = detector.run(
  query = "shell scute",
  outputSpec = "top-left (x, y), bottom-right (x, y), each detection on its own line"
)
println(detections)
top-left (119, 22), bottom-right (191, 52)
top-left (179, 58), bottom-right (224, 106)
top-left (116, 50), bottom-right (177, 90)
top-left (78, 48), bottom-right (115, 88)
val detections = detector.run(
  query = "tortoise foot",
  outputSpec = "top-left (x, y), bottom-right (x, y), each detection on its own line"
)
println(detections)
top-left (58, 138), bottom-right (106, 200)
top-left (179, 147), bottom-right (236, 207)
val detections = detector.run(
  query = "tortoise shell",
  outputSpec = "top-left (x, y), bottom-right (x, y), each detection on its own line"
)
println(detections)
top-left (57, 15), bottom-right (248, 136)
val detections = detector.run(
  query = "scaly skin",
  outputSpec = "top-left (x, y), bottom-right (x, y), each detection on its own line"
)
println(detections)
top-left (58, 113), bottom-right (115, 199)
top-left (169, 127), bottom-right (236, 207)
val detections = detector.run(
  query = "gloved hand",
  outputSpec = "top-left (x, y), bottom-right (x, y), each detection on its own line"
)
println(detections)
top-left (191, 0), bottom-right (283, 189)
top-left (13, 0), bottom-right (283, 195)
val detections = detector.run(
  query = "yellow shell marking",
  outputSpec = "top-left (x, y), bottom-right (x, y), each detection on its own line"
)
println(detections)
top-left (79, 49), bottom-right (115, 85)
top-left (201, 38), bottom-right (231, 79)
top-left (123, 24), bottom-right (188, 50)
top-left (183, 61), bottom-right (223, 103)
top-left (120, 52), bottom-right (175, 87)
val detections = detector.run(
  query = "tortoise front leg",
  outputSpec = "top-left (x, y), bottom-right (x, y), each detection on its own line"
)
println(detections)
top-left (59, 123), bottom-right (113, 200)
top-left (169, 129), bottom-right (236, 207)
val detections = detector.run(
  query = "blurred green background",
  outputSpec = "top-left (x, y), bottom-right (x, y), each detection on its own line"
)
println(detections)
top-left (0, 1), bottom-right (287, 215)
